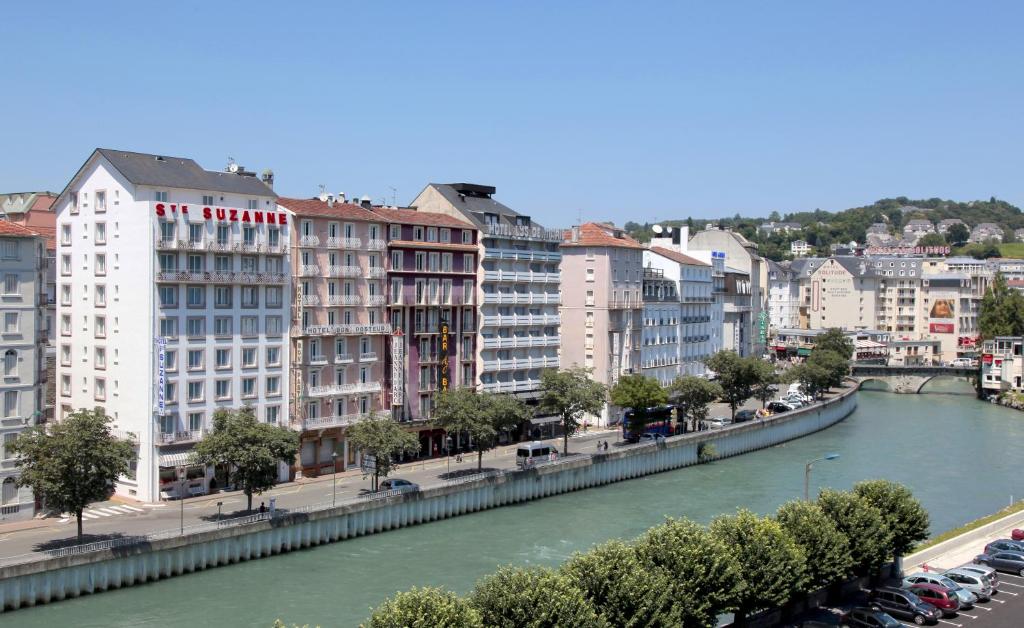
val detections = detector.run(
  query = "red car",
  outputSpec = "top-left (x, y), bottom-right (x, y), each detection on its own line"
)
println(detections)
top-left (908, 583), bottom-right (960, 616)
top-left (1011, 528), bottom-right (1024, 541)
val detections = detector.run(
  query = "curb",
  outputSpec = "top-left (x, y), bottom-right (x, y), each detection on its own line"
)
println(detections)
top-left (904, 505), bottom-right (1024, 569)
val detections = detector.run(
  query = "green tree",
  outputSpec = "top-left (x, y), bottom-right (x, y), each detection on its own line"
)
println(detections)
top-left (853, 480), bottom-right (930, 559)
top-left (468, 566), bottom-right (600, 628)
top-left (818, 489), bottom-right (893, 576)
top-left (481, 393), bottom-right (534, 458)
top-left (609, 374), bottom-right (667, 437)
top-left (917, 233), bottom-right (947, 249)
top-left (634, 517), bottom-right (742, 626)
top-left (776, 500), bottom-right (855, 589)
top-left (668, 376), bottom-right (722, 431)
top-left (11, 408), bottom-right (135, 541)
top-left (363, 587), bottom-right (483, 628)
top-left (947, 223), bottom-right (970, 246)
top-left (705, 351), bottom-right (759, 420)
top-left (807, 350), bottom-right (849, 391)
top-left (711, 510), bottom-right (807, 623)
top-left (752, 360), bottom-right (779, 409)
top-left (814, 328), bottom-right (854, 361)
top-left (538, 367), bottom-right (606, 455)
top-left (343, 414), bottom-right (420, 492)
top-left (979, 272), bottom-right (1024, 339)
top-left (785, 362), bottom-right (831, 400)
top-left (562, 540), bottom-right (678, 627)
top-left (432, 391), bottom-right (530, 470)
top-left (192, 407), bottom-right (299, 512)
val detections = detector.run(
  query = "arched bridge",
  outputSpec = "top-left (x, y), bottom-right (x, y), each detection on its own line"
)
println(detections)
top-left (849, 365), bottom-right (978, 394)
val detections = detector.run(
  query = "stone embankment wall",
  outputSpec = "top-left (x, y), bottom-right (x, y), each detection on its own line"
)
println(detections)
top-left (0, 386), bottom-right (858, 612)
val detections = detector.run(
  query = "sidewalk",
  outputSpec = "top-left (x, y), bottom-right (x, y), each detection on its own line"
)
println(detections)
top-left (904, 506), bottom-right (1024, 573)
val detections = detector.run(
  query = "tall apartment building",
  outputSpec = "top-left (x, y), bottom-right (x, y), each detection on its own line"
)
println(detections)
top-left (409, 184), bottom-right (561, 401)
top-left (277, 195), bottom-right (389, 477)
top-left (643, 242), bottom-right (717, 381)
top-left (53, 149), bottom-right (289, 502)
top-left (379, 206), bottom-right (478, 455)
top-left (1, 192), bottom-right (57, 345)
top-left (0, 222), bottom-right (47, 520)
top-left (766, 259), bottom-right (800, 333)
top-left (640, 266), bottom-right (679, 386)
top-left (560, 223), bottom-right (644, 424)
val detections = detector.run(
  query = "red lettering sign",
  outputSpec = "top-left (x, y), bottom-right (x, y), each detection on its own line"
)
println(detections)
top-left (154, 204), bottom-right (286, 227)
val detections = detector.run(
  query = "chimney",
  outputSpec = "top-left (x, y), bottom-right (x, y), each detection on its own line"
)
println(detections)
top-left (360, 194), bottom-right (372, 209)
top-left (571, 226), bottom-right (580, 242)
top-left (337, 192), bottom-right (346, 204)
top-left (327, 195), bottom-right (335, 208)
top-left (261, 169), bottom-right (274, 187)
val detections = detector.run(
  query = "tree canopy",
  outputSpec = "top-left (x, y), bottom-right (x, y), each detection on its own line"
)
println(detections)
top-left (979, 272), bottom-right (1024, 338)
top-left (705, 351), bottom-right (764, 419)
top-left (192, 407), bottom-right (298, 512)
top-left (468, 566), bottom-right (600, 628)
top-left (12, 408), bottom-right (135, 540)
top-left (668, 376), bottom-right (721, 430)
top-left (433, 390), bottom-right (532, 470)
top-left (363, 587), bottom-right (483, 628)
top-left (343, 414), bottom-right (421, 491)
top-left (776, 500), bottom-right (855, 589)
top-left (818, 489), bottom-right (894, 576)
top-left (609, 374), bottom-right (667, 437)
top-left (854, 479), bottom-right (930, 558)
top-left (947, 223), bottom-right (970, 246)
top-left (539, 367), bottom-right (606, 455)
top-left (814, 328), bottom-right (854, 361)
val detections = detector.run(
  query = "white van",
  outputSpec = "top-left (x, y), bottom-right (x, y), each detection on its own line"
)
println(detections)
top-left (516, 442), bottom-right (558, 469)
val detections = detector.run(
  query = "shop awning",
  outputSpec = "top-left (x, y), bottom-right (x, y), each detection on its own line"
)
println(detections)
top-left (855, 339), bottom-right (887, 350)
top-left (158, 452), bottom-right (195, 468)
top-left (796, 347), bottom-right (812, 357)
top-left (529, 415), bottom-right (562, 425)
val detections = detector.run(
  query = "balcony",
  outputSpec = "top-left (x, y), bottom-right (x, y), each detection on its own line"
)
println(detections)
top-left (608, 300), bottom-right (642, 310)
top-left (327, 236), bottom-right (362, 248)
top-left (300, 323), bottom-right (392, 336)
top-left (482, 270), bottom-right (560, 284)
top-left (327, 265), bottom-right (363, 278)
top-left (326, 295), bottom-right (362, 306)
top-left (482, 335), bottom-right (560, 349)
top-left (308, 354), bottom-right (329, 366)
top-left (157, 430), bottom-right (204, 445)
top-left (366, 239), bottom-right (387, 250)
top-left (482, 356), bottom-right (560, 372)
top-left (299, 265), bottom-right (321, 277)
top-left (301, 295), bottom-right (320, 306)
top-left (334, 353), bottom-right (354, 363)
top-left (156, 239), bottom-right (204, 251)
top-left (366, 295), bottom-right (386, 306)
top-left (481, 314), bottom-right (560, 327)
top-left (366, 267), bottom-right (386, 279)
top-left (483, 248), bottom-right (561, 262)
top-left (479, 379), bottom-right (540, 393)
top-left (683, 296), bottom-right (715, 303)
top-left (298, 235), bottom-right (320, 247)
top-left (156, 271), bottom-right (286, 284)
top-left (359, 352), bottom-right (378, 362)
top-left (300, 413), bottom-right (365, 430)
top-left (482, 293), bottom-right (560, 305)
top-left (306, 381), bottom-right (382, 397)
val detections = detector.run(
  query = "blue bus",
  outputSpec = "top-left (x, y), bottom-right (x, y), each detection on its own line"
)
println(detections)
top-left (622, 405), bottom-right (675, 442)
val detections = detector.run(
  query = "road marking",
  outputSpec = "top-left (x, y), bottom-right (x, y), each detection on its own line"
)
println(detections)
top-left (86, 509), bottom-right (112, 517)
top-left (80, 513), bottom-right (98, 520)
top-left (957, 611), bottom-right (977, 618)
top-left (997, 589), bottom-right (1017, 596)
top-left (105, 506), bottom-right (132, 513)
top-left (972, 605), bottom-right (991, 611)
top-left (997, 581), bottom-right (1024, 588)
top-left (95, 508), bottom-right (122, 516)
top-left (142, 503), bottom-right (166, 508)
top-left (988, 598), bottom-right (1005, 603)
top-left (999, 573), bottom-right (1024, 580)
top-left (937, 620), bottom-right (962, 627)
top-left (120, 505), bottom-right (144, 512)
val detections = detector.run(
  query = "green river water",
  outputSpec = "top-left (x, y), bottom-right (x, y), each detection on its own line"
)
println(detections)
top-left (9, 385), bottom-right (1024, 627)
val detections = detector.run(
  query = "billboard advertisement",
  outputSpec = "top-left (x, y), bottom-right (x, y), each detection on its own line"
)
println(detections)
top-left (928, 297), bottom-right (955, 334)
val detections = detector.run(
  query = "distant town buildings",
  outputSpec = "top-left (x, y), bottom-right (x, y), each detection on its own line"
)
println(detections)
top-left (790, 239), bottom-right (811, 257)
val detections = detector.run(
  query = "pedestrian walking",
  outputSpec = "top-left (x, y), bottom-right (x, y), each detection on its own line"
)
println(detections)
top-left (258, 502), bottom-right (266, 514)
top-left (603, 441), bottom-right (608, 451)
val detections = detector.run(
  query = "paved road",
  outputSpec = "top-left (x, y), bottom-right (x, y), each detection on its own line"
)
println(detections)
top-left (0, 398), bottom-right (764, 560)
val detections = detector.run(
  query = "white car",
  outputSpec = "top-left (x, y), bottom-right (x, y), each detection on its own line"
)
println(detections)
top-left (706, 417), bottom-right (729, 429)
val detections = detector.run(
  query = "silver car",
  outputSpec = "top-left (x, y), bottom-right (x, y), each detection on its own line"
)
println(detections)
top-left (955, 563), bottom-right (999, 590)
top-left (943, 567), bottom-right (993, 601)
top-left (902, 572), bottom-right (977, 608)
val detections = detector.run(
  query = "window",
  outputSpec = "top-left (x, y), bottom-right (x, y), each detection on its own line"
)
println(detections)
top-left (164, 349), bottom-right (175, 371)
top-left (216, 224), bottom-right (230, 245)
top-left (187, 381), bottom-right (204, 402)
top-left (266, 376), bottom-right (280, 396)
top-left (3, 350), bottom-right (16, 377)
top-left (61, 224), bottom-right (72, 245)
top-left (60, 284), bottom-right (71, 306)
top-left (241, 286), bottom-right (259, 308)
top-left (413, 226), bottom-right (424, 241)
top-left (155, 191), bottom-right (168, 202)
top-left (240, 255), bottom-right (257, 273)
top-left (159, 317), bottom-right (178, 339)
top-left (391, 251), bottom-right (403, 270)
top-left (203, 195), bottom-right (215, 206)
top-left (462, 230), bottom-right (472, 244)
top-left (462, 254), bottom-right (474, 271)
top-left (266, 346), bottom-right (281, 367)
top-left (214, 316), bottom-right (232, 336)
top-left (186, 285), bottom-right (205, 307)
top-left (248, 199), bottom-right (259, 210)
top-left (186, 317), bottom-right (205, 338)
top-left (4, 312), bottom-right (18, 334)
top-left (266, 316), bottom-right (282, 336)
top-left (240, 316), bottom-right (258, 337)
top-left (214, 286), bottom-right (232, 308)
top-left (187, 254), bottom-right (204, 273)
top-left (241, 377), bottom-right (256, 398)
top-left (268, 227), bottom-right (280, 248)
top-left (95, 284), bottom-right (106, 307)
top-left (95, 222), bottom-right (106, 244)
top-left (95, 346), bottom-right (106, 369)
top-left (95, 253), bottom-right (106, 276)
top-left (215, 348), bottom-right (231, 369)
top-left (215, 380), bottom-right (231, 400)
top-left (94, 378), bottom-right (106, 401)
top-left (440, 228), bottom-right (450, 243)
top-left (1, 274), bottom-right (17, 296)
top-left (3, 391), bottom-right (16, 417)
top-left (215, 255), bottom-right (231, 272)
top-left (189, 223), bottom-right (204, 244)
top-left (389, 224), bottom-right (401, 240)
top-left (265, 406), bottom-right (279, 424)
top-left (159, 285), bottom-right (178, 308)
top-left (266, 286), bottom-right (282, 308)
top-left (187, 349), bottom-right (204, 370)
top-left (188, 412), bottom-right (203, 432)
top-left (61, 374), bottom-right (71, 396)
top-left (242, 347), bottom-right (258, 368)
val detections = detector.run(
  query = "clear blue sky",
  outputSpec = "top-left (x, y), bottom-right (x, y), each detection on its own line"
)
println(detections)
top-left (3, 1), bottom-right (1022, 226)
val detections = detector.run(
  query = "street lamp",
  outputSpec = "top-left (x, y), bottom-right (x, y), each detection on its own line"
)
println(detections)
top-left (804, 453), bottom-right (840, 501)
top-left (446, 435), bottom-right (454, 475)
top-left (217, 501), bottom-right (223, 523)
top-left (332, 451), bottom-right (339, 507)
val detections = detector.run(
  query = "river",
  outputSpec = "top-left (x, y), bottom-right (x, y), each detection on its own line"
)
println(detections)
top-left (10, 386), bottom-right (1024, 627)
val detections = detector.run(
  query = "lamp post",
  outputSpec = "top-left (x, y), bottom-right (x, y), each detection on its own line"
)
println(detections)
top-left (177, 466), bottom-right (186, 535)
top-left (332, 451), bottom-right (339, 507)
top-left (446, 435), bottom-right (454, 476)
top-left (804, 453), bottom-right (840, 501)
top-left (217, 501), bottom-right (223, 523)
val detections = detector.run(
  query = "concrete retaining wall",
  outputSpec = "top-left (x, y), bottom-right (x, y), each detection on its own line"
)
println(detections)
top-left (0, 386), bottom-right (858, 612)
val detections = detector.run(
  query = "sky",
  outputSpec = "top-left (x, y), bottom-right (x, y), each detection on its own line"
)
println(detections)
top-left (2, 1), bottom-right (1022, 226)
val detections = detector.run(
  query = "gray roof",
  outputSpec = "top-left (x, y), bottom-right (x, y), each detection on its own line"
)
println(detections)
top-left (95, 149), bottom-right (276, 197)
top-left (425, 183), bottom-right (549, 229)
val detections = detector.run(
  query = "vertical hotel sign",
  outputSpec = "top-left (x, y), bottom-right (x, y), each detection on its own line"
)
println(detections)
top-left (391, 331), bottom-right (404, 406)
top-left (438, 319), bottom-right (451, 392)
top-left (156, 337), bottom-right (167, 416)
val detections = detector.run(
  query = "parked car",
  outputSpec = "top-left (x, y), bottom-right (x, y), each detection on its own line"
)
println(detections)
top-left (906, 583), bottom-right (960, 616)
top-left (840, 607), bottom-right (902, 628)
top-left (984, 539), bottom-right (1024, 554)
top-left (379, 478), bottom-right (419, 492)
top-left (706, 417), bottom-right (728, 429)
top-left (942, 567), bottom-right (993, 601)
top-left (902, 573), bottom-right (976, 608)
top-left (975, 550), bottom-right (1024, 576)
top-left (779, 396), bottom-right (805, 408)
top-left (868, 586), bottom-right (942, 625)
top-left (734, 409), bottom-right (757, 423)
top-left (516, 442), bottom-right (558, 468)
top-left (1012, 528), bottom-right (1024, 541)
top-left (766, 401), bottom-right (796, 413)
top-left (949, 357), bottom-right (977, 368)
top-left (954, 562), bottom-right (999, 590)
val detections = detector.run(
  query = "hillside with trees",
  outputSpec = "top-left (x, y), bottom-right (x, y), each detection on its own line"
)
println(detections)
top-left (625, 197), bottom-right (1024, 261)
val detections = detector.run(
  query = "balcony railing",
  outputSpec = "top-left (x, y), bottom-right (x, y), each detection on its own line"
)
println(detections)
top-left (359, 352), bottom-right (378, 362)
top-left (299, 265), bottom-right (321, 277)
top-left (307, 355), bottom-right (328, 366)
top-left (326, 295), bottom-right (361, 306)
top-left (482, 335), bottom-right (560, 349)
top-left (300, 413), bottom-right (366, 430)
top-left (481, 293), bottom-right (560, 305)
top-left (482, 356), bottom-right (560, 372)
top-left (608, 300), bottom-right (642, 310)
top-left (155, 239), bottom-right (204, 251)
top-left (479, 379), bottom-right (540, 393)
top-left (326, 236), bottom-right (362, 248)
top-left (306, 381), bottom-right (382, 397)
top-left (366, 267), bottom-right (386, 279)
top-left (334, 353), bottom-right (354, 363)
top-left (300, 323), bottom-right (392, 336)
top-left (481, 314), bottom-right (560, 327)
top-left (483, 249), bottom-right (561, 262)
top-left (157, 430), bottom-right (204, 445)
top-left (298, 235), bottom-right (320, 247)
top-left (482, 270), bottom-right (560, 284)
top-left (327, 265), bottom-right (363, 277)
top-left (156, 271), bottom-right (286, 284)
top-left (366, 239), bottom-right (387, 250)
top-left (366, 295), bottom-right (386, 306)
top-left (301, 295), bottom-right (320, 306)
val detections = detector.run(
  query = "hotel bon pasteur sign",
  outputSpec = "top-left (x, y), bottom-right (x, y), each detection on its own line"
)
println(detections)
top-left (153, 203), bottom-right (288, 225)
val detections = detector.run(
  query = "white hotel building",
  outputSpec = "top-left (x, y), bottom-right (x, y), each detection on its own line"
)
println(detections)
top-left (53, 149), bottom-right (289, 502)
